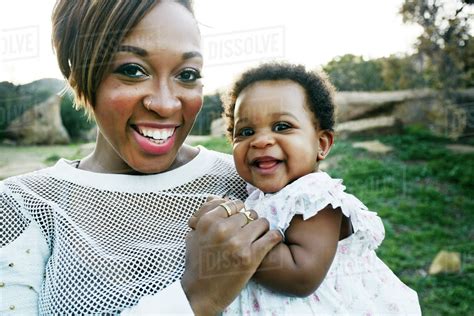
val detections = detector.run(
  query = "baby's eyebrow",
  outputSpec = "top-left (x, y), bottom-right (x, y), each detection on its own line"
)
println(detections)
top-left (271, 111), bottom-right (298, 120)
top-left (234, 117), bottom-right (251, 126)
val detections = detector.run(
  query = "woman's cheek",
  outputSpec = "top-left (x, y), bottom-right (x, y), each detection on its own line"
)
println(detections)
top-left (184, 93), bottom-right (203, 120)
top-left (99, 89), bottom-right (139, 120)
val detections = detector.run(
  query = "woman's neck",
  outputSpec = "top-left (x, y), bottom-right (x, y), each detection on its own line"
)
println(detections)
top-left (78, 134), bottom-right (135, 174)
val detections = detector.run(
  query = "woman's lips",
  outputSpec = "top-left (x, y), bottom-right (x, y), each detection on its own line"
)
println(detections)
top-left (131, 126), bottom-right (177, 155)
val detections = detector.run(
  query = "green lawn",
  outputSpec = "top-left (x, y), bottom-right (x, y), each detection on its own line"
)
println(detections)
top-left (193, 128), bottom-right (474, 315)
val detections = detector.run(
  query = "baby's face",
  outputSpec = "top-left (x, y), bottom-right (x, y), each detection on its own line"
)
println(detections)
top-left (232, 80), bottom-right (320, 193)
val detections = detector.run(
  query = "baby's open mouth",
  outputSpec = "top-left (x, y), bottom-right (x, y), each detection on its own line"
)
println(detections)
top-left (251, 157), bottom-right (282, 169)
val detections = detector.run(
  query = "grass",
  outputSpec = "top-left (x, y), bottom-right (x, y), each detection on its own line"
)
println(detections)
top-left (193, 128), bottom-right (474, 315)
top-left (0, 143), bottom-right (90, 180)
top-left (193, 136), bottom-right (233, 154)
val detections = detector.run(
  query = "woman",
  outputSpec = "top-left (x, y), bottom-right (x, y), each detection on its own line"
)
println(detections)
top-left (0, 0), bottom-right (281, 314)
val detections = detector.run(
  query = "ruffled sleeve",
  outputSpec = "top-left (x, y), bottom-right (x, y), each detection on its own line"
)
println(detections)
top-left (245, 172), bottom-right (385, 250)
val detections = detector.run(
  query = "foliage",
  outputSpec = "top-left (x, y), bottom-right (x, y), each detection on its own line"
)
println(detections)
top-left (400, 0), bottom-right (474, 92)
top-left (323, 0), bottom-right (473, 92)
top-left (322, 54), bottom-right (385, 91)
top-left (380, 54), bottom-right (432, 90)
top-left (191, 92), bottom-right (224, 135)
top-left (322, 53), bottom-right (434, 91)
top-left (60, 93), bottom-right (95, 141)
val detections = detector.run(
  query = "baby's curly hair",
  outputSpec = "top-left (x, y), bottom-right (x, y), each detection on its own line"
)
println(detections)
top-left (223, 62), bottom-right (336, 141)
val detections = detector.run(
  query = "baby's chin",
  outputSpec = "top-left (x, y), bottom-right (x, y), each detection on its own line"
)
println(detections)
top-left (251, 181), bottom-right (287, 194)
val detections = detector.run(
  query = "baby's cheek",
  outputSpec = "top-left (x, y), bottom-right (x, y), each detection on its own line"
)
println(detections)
top-left (233, 151), bottom-right (251, 183)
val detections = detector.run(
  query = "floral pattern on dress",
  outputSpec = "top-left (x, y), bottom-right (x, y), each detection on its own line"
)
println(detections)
top-left (224, 172), bottom-right (421, 315)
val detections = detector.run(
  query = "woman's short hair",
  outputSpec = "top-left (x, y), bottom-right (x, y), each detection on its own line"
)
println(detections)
top-left (223, 62), bottom-right (336, 141)
top-left (52, 0), bottom-right (193, 117)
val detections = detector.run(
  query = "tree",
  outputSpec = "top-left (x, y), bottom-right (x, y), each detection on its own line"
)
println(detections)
top-left (191, 92), bottom-right (223, 135)
top-left (400, 0), bottom-right (474, 93)
top-left (380, 54), bottom-right (430, 90)
top-left (322, 54), bottom-right (385, 91)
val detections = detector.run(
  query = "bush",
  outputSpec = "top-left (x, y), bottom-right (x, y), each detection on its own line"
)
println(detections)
top-left (191, 93), bottom-right (223, 135)
top-left (60, 94), bottom-right (95, 141)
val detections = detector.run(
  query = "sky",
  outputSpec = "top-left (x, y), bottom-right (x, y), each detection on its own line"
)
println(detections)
top-left (0, 0), bottom-right (422, 94)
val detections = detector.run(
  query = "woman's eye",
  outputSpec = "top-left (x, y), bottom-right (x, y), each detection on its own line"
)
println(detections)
top-left (236, 127), bottom-right (254, 137)
top-left (177, 68), bottom-right (202, 83)
top-left (273, 122), bottom-right (291, 132)
top-left (114, 63), bottom-right (148, 79)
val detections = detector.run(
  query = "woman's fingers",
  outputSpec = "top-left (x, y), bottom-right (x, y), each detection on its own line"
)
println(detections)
top-left (250, 229), bottom-right (283, 262)
top-left (188, 199), bottom-right (247, 229)
top-left (223, 208), bottom-right (258, 228)
top-left (188, 198), bottom-right (224, 229)
top-left (182, 208), bottom-right (280, 315)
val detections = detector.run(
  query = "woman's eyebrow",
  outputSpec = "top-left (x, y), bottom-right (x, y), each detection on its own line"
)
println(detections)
top-left (182, 51), bottom-right (202, 60)
top-left (117, 45), bottom-right (148, 57)
top-left (116, 46), bottom-right (201, 61)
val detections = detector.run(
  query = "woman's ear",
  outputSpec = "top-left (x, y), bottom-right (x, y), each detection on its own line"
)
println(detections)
top-left (317, 130), bottom-right (334, 161)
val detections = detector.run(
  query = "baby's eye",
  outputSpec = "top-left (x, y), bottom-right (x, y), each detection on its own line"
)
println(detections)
top-left (236, 127), bottom-right (254, 137)
top-left (177, 68), bottom-right (202, 83)
top-left (114, 63), bottom-right (148, 79)
top-left (273, 122), bottom-right (292, 132)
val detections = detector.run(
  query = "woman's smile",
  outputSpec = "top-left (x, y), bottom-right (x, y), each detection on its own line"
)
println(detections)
top-left (131, 124), bottom-right (178, 155)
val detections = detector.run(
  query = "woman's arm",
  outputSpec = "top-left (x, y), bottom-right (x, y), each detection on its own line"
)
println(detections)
top-left (253, 205), bottom-right (343, 297)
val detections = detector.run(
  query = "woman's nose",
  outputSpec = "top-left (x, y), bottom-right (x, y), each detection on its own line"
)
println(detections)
top-left (250, 132), bottom-right (275, 148)
top-left (143, 82), bottom-right (181, 117)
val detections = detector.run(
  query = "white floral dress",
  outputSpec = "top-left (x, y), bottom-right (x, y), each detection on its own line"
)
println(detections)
top-left (224, 172), bottom-right (421, 315)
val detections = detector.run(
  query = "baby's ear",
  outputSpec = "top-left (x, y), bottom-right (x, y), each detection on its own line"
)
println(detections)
top-left (317, 130), bottom-right (334, 161)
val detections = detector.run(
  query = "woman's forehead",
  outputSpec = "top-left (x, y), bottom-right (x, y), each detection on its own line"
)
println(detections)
top-left (121, 1), bottom-right (200, 53)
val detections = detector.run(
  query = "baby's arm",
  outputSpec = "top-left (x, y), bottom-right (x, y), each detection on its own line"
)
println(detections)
top-left (253, 205), bottom-right (342, 297)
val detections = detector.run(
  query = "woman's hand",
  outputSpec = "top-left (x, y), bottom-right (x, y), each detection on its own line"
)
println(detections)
top-left (182, 198), bottom-right (282, 315)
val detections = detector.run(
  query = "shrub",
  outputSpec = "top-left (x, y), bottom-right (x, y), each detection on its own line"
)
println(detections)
top-left (60, 93), bottom-right (95, 141)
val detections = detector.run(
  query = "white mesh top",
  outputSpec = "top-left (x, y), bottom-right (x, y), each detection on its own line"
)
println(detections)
top-left (0, 146), bottom-right (247, 314)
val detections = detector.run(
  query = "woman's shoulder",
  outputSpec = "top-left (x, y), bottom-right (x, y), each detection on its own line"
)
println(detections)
top-left (1, 164), bottom-right (59, 188)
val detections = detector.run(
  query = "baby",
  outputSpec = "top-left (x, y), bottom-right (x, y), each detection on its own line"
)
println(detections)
top-left (222, 63), bottom-right (421, 315)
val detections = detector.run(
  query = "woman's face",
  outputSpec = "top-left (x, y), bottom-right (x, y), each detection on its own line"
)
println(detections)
top-left (93, 1), bottom-right (203, 174)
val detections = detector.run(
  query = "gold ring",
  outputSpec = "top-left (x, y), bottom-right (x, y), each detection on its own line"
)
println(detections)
top-left (239, 209), bottom-right (254, 224)
top-left (220, 203), bottom-right (232, 217)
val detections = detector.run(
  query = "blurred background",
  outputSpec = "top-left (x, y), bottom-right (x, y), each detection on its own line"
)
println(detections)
top-left (0, 0), bottom-right (473, 314)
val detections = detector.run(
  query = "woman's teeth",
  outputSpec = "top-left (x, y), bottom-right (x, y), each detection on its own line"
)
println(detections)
top-left (137, 127), bottom-right (175, 142)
